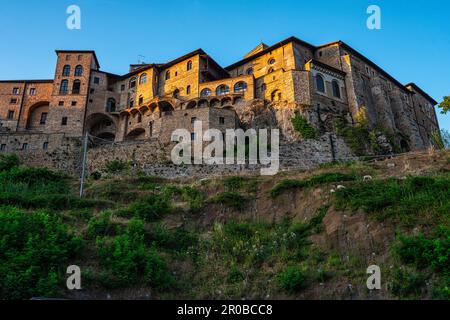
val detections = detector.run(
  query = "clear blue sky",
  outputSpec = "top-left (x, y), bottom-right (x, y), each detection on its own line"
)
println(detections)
top-left (1, 0), bottom-right (449, 129)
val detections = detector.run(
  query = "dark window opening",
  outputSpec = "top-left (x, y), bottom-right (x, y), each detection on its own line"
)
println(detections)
top-left (43, 142), bottom-right (49, 150)
top-left (61, 117), bottom-right (68, 126)
top-left (40, 112), bottom-right (47, 125)
top-left (219, 117), bottom-right (225, 124)
top-left (60, 80), bottom-right (69, 94)
top-left (72, 80), bottom-right (81, 94)
top-left (75, 65), bottom-right (83, 76)
top-left (62, 65), bottom-right (71, 76)
top-left (7, 110), bottom-right (14, 120)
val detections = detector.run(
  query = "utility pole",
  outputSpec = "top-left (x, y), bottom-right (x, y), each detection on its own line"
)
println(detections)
top-left (79, 133), bottom-right (89, 197)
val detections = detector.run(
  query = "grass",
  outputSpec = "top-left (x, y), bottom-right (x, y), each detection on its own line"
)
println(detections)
top-left (209, 192), bottom-right (248, 211)
top-left (270, 172), bottom-right (358, 197)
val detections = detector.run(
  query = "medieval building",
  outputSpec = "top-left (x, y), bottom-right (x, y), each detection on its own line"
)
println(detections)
top-left (0, 36), bottom-right (440, 155)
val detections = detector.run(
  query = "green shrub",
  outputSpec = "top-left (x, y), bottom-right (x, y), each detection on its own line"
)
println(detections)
top-left (292, 113), bottom-right (316, 139)
top-left (105, 160), bottom-right (129, 174)
top-left (96, 218), bottom-right (174, 289)
top-left (118, 193), bottom-right (172, 222)
top-left (149, 223), bottom-right (198, 252)
top-left (0, 154), bottom-right (20, 172)
top-left (180, 186), bottom-right (206, 213)
top-left (277, 267), bottom-right (307, 293)
top-left (0, 207), bottom-right (83, 299)
top-left (87, 211), bottom-right (120, 238)
top-left (209, 192), bottom-right (247, 210)
top-left (224, 176), bottom-right (246, 191)
top-left (270, 173), bottom-right (358, 197)
top-left (389, 268), bottom-right (426, 298)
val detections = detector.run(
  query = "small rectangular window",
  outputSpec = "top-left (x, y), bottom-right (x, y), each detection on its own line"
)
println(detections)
top-left (71, 101), bottom-right (77, 106)
top-left (121, 84), bottom-right (125, 91)
top-left (90, 89), bottom-right (95, 94)
top-left (43, 142), bottom-right (49, 150)
top-left (22, 143), bottom-right (28, 150)
top-left (10, 98), bottom-right (17, 104)
top-left (93, 77), bottom-right (100, 85)
top-left (219, 117), bottom-right (225, 124)
top-left (191, 133), bottom-right (196, 141)
top-left (61, 117), bottom-right (68, 126)
top-left (59, 101), bottom-right (64, 106)
top-left (40, 112), bottom-right (48, 125)
top-left (29, 88), bottom-right (36, 95)
top-left (0, 144), bottom-right (6, 151)
top-left (7, 110), bottom-right (14, 120)
top-left (12, 87), bottom-right (20, 95)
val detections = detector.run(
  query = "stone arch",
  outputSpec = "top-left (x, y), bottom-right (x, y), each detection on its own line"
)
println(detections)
top-left (126, 128), bottom-right (146, 141)
top-left (26, 101), bottom-right (50, 130)
top-left (186, 101), bottom-right (197, 110)
top-left (86, 113), bottom-right (117, 142)
top-left (159, 101), bottom-right (175, 115)
top-left (198, 99), bottom-right (209, 108)
top-left (210, 98), bottom-right (220, 108)
top-left (221, 97), bottom-right (232, 107)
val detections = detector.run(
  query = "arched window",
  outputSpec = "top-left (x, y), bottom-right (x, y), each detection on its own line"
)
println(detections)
top-left (271, 90), bottom-right (282, 102)
top-left (72, 80), bottom-right (81, 94)
top-left (173, 89), bottom-right (180, 98)
top-left (106, 98), bottom-right (116, 112)
top-left (129, 77), bottom-right (137, 89)
top-left (201, 88), bottom-right (211, 97)
top-left (316, 74), bottom-right (325, 93)
top-left (187, 60), bottom-right (193, 71)
top-left (246, 67), bottom-right (253, 75)
top-left (186, 85), bottom-right (191, 95)
top-left (75, 65), bottom-right (83, 76)
top-left (332, 80), bottom-right (341, 98)
top-left (139, 73), bottom-right (147, 85)
top-left (234, 82), bottom-right (248, 93)
top-left (216, 85), bottom-right (230, 96)
top-left (165, 70), bottom-right (171, 80)
top-left (62, 65), bottom-right (71, 76)
top-left (60, 80), bottom-right (69, 94)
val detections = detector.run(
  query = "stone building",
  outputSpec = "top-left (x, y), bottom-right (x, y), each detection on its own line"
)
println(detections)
top-left (0, 36), bottom-right (439, 154)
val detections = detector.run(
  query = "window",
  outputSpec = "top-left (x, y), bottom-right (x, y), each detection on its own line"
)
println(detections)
top-left (66, 55), bottom-right (71, 61)
top-left (268, 67), bottom-right (275, 74)
top-left (62, 65), bottom-right (71, 76)
top-left (173, 89), bottom-right (180, 99)
top-left (129, 77), bottom-right (136, 88)
top-left (60, 80), bottom-right (69, 94)
top-left (29, 88), bottom-right (36, 96)
top-left (72, 80), bottom-right (81, 94)
top-left (234, 81), bottom-right (248, 93)
top-left (71, 101), bottom-right (77, 106)
top-left (90, 89), bottom-right (95, 94)
top-left (201, 88), bottom-right (211, 97)
top-left (187, 60), bottom-right (193, 71)
top-left (139, 73), bottom-right (147, 85)
top-left (106, 98), bottom-right (116, 112)
top-left (271, 90), bottom-right (282, 102)
top-left (12, 87), bottom-right (20, 95)
top-left (149, 121), bottom-right (154, 137)
top-left (216, 85), bottom-right (230, 96)
top-left (75, 65), bottom-right (83, 76)
top-left (268, 58), bottom-right (276, 65)
top-left (139, 96), bottom-right (144, 105)
top-left (10, 98), bottom-right (17, 104)
top-left (0, 144), bottom-right (6, 151)
top-left (22, 143), bottom-right (28, 150)
top-left (59, 101), bottom-right (64, 106)
top-left (191, 133), bottom-right (196, 141)
top-left (93, 77), bottom-right (100, 85)
top-left (219, 117), bottom-right (225, 124)
top-left (137, 114), bottom-right (142, 123)
top-left (61, 117), bottom-right (68, 126)
top-left (7, 110), bottom-right (14, 120)
top-left (316, 74), bottom-right (325, 93)
top-left (40, 112), bottom-right (47, 125)
top-left (191, 117), bottom-right (197, 124)
top-left (186, 85), bottom-right (191, 95)
top-left (165, 71), bottom-right (171, 80)
top-left (332, 80), bottom-right (341, 98)
top-left (246, 67), bottom-right (254, 75)
top-left (43, 142), bottom-right (49, 150)
top-left (129, 100), bottom-right (134, 108)
top-left (121, 84), bottom-right (125, 91)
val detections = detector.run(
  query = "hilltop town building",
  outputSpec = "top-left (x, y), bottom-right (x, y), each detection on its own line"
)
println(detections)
top-left (0, 36), bottom-right (439, 155)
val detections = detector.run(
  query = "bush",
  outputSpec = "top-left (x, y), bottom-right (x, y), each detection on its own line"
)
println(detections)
top-left (389, 268), bottom-right (426, 298)
top-left (224, 176), bottom-right (246, 191)
top-left (0, 207), bottom-right (83, 299)
top-left (87, 211), bottom-right (120, 238)
top-left (0, 154), bottom-right (20, 172)
top-left (277, 267), bottom-right (307, 293)
top-left (209, 192), bottom-right (247, 210)
top-left (96, 218), bottom-right (174, 289)
top-left (118, 194), bottom-right (172, 222)
top-left (292, 113), bottom-right (316, 139)
top-left (149, 223), bottom-right (198, 252)
top-left (105, 160), bottom-right (129, 174)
